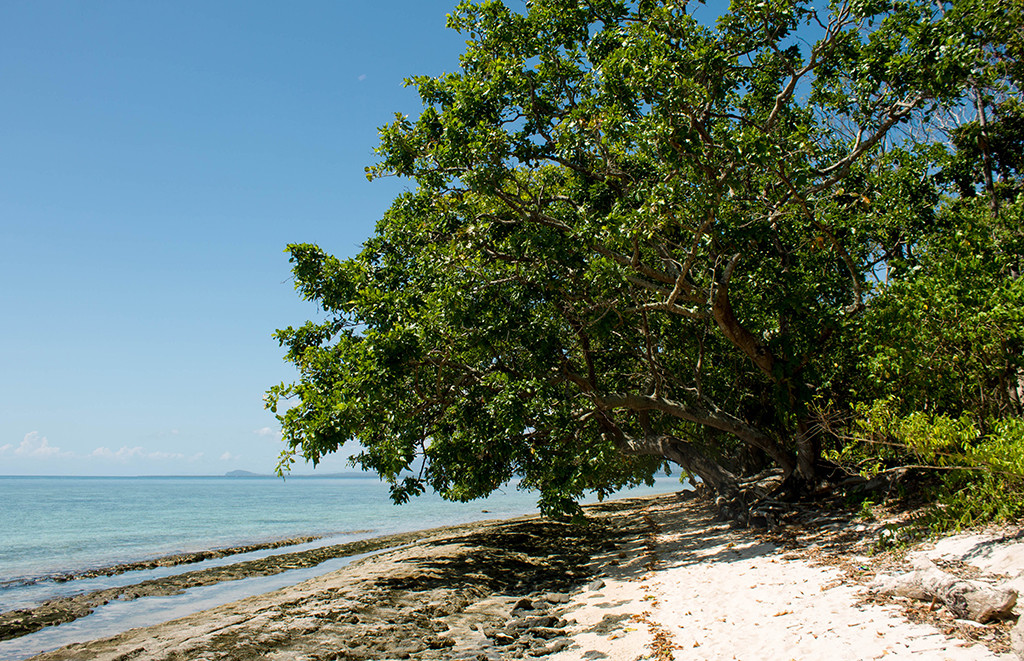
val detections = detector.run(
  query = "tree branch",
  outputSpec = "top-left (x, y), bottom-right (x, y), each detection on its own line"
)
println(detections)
top-left (711, 254), bottom-right (778, 380)
top-left (594, 391), bottom-right (795, 474)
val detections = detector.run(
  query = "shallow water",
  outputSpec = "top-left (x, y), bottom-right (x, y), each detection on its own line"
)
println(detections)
top-left (0, 475), bottom-right (544, 587)
top-left (0, 475), bottom-right (687, 661)
top-left (0, 529), bottom-right (371, 613)
top-left (0, 548), bottom-right (381, 661)
top-left (1, 476), bottom-right (686, 610)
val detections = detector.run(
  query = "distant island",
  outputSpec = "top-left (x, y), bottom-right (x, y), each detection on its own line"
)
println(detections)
top-left (224, 470), bottom-right (368, 478)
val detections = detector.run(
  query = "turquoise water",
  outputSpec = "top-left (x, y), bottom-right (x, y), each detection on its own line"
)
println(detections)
top-left (0, 475), bottom-right (686, 607)
top-left (0, 475), bottom-right (686, 660)
top-left (0, 475), bottom-right (527, 586)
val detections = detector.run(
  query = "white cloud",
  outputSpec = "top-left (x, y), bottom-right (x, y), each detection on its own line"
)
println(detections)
top-left (13, 432), bottom-right (68, 457)
top-left (254, 427), bottom-right (279, 438)
top-left (91, 446), bottom-right (185, 462)
top-left (219, 452), bottom-right (236, 461)
top-left (91, 446), bottom-right (138, 460)
top-left (0, 444), bottom-right (11, 454)
top-left (357, 73), bottom-right (367, 81)
top-left (148, 450), bottom-right (186, 460)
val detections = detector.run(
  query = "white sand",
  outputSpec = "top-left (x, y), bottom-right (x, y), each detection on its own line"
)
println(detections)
top-left (550, 498), bottom-right (1015, 660)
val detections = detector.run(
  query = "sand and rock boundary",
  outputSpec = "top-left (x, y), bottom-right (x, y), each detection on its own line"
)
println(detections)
top-left (8, 492), bottom-right (1024, 660)
top-left (46, 534), bottom-right (338, 582)
top-left (1, 521), bottom-right (536, 643)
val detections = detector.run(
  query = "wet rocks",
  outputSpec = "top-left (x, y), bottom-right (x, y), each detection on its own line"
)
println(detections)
top-left (0, 602), bottom-right (95, 641)
top-left (511, 597), bottom-right (533, 611)
top-left (0, 529), bottom-right (463, 643)
top-left (479, 592), bottom-right (574, 658)
top-left (24, 498), bottom-right (666, 660)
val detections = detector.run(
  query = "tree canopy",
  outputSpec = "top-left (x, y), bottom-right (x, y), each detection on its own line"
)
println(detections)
top-left (268, 0), bottom-right (1023, 518)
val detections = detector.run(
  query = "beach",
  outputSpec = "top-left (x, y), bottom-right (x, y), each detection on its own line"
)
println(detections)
top-left (4, 491), bottom-right (1022, 660)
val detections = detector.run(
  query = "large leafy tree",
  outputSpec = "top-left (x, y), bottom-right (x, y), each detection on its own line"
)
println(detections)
top-left (269, 0), bottom-right (994, 515)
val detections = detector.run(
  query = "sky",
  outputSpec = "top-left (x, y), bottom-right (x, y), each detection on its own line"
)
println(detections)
top-left (0, 1), bottom-right (470, 475)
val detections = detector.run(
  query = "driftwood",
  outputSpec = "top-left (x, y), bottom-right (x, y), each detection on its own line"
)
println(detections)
top-left (870, 557), bottom-right (1017, 623)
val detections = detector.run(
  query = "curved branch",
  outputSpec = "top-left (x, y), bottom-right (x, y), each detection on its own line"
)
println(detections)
top-left (612, 431), bottom-right (739, 495)
top-left (812, 94), bottom-right (925, 190)
top-left (711, 254), bottom-right (778, 379)
top-left (594, 391), bottom-right (796, 475)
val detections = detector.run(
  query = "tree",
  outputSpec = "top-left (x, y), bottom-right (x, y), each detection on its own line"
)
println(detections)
top-left (268, 0), bottom-right (994, 516)
top-left (856, 0), bottom-right (1024, 424)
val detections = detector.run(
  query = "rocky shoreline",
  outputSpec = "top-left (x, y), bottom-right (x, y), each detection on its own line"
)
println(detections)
top-left (0, 521), bottom-right (530, 644)
top-left (5, 492), bottom-right (1023, 660)
top-left (46, 534), bottom-right (334, 582)
top-left (11, 497), bottom-right (651, 660)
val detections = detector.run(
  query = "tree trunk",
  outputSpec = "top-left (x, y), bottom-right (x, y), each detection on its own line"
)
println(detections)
top-left (611, 431), bottom-right (739, 496)
top-left (711, 254), bottom-right (777, 379)
top-left (795, 419), bottom-right (819, 485)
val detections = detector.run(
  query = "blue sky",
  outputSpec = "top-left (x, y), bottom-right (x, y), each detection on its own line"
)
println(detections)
top-left (0, 1), bottom-right (468, 475)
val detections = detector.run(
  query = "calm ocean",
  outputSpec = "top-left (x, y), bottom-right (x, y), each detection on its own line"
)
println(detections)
top-left (0, 475), bottom-right (686, 611)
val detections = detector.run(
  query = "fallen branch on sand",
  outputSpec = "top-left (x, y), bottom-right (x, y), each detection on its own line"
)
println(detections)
top-left (870, 557), bottom-right (1018, 623)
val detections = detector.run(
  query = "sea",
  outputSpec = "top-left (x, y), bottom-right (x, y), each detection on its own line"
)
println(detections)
top-left (0, 474), bottom-right (686, 660)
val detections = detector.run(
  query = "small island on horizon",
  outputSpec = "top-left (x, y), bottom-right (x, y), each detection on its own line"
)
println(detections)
top-left (224, 469), bottom-right (368, 479)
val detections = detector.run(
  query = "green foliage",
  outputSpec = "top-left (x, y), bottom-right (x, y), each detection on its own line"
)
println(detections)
top-left (858, 498), bottom-right (877, 522)
top-left (828, 399), bottom-right (1024, 530)
top-left (945, 100), bottom-right (1024, 200)
top-left (928, 418), bottom-right (1024, 530)
top-left (859, 197), bottom-right (1024, 420)
top-left (831, 398), bottom-right (978, 468)
top-left (269, 0), bottom-right (1019, 515)
top-left (830, 192), bottom-right (1024, 529)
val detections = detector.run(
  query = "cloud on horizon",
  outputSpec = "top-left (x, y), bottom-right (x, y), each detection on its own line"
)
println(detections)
top-left (0, 432), bottom-right (71, 458)
top-left (2, 430), bottom-right (255, 476)
top-left (90, 446), bottom-right (187, 462)
top-left (3, 432), bottom-right (202, 464)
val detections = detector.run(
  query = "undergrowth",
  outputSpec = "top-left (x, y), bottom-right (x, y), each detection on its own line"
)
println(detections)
top-left (827, 399), bottom-right (1024, 534)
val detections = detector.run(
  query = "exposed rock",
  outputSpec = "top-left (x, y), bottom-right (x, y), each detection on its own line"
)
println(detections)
top-left (13, 507), bottom-right (628, 660)
top-left (588, 613), bottom-right (632, 634)
top-left (0, 527), bottom-right (482, 643)
top-left (528, 638), bottom-right (568, 656)
top-left (48, 534), bottom-right (327, 582)
top-left (390, 640), bottom-right (427, 658)
top-left (488, 631), bottom-right (515, 645)
top-left (505, 615), bottom-right (558, 631)
top-left (511, 597), bottom-right (533, 612)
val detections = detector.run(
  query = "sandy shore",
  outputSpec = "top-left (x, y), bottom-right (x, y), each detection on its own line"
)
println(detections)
top-left (8, 492), bottom-right (1023, 660)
